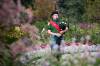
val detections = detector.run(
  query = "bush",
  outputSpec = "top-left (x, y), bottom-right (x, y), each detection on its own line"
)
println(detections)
top-left (4, 26), bottom-right (25, 44)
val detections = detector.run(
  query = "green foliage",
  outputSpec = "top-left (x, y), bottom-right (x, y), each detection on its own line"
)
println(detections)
top-left (0, 46), bottom-right (13, 66)
top-left (91, 33), bottom-right (100, 44)
top-left (0, 0), bottom-right (100, 66)
top-left (84, 0), bottom-right (100, 22)
top-left (32, 0), bottom-right (57, 20)
top-left (21, 0), bottom-right (35, 9)
top-left (94, 58), bottom-right (100, 66)
top-left (34, 20), bottom-right (48, 32)
top-left (4, 26), bottom-right (26, 44)
top-left (35, 20), bottom-right (100, 43)
top-left (34, 20), bottom-right (49, 43)
top-left (58, 0), bottom-right (85, 22)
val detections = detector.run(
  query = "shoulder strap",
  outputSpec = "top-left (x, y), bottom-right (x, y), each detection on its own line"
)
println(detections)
top-left (49, 20), bottom-right (61, 32)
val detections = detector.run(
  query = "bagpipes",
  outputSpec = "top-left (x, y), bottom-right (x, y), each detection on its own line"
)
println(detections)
top-left (59, 22), bottom-right (67, 30)
top-left (50, 20), bottom-right (69, 45)
top-left (50, 20), bottom-right (69, 32)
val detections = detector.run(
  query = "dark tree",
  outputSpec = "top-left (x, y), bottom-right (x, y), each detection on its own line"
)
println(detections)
top-left (58, 0), bottom-right (85, 22)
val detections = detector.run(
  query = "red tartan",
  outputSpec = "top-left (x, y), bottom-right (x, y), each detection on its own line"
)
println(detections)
top-left (50, 20), bottom-right (61, 32)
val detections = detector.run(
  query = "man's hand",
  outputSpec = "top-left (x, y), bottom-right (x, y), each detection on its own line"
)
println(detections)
top-left (60, 27), bottom-right (68, 34)
top-left (52, 33), bottom-right (61, 37)
top-left (59, 31), bottom-right (64, 34)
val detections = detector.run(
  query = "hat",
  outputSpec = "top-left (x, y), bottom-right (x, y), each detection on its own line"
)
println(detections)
top-left (51, 11), bottom-right (59, 16)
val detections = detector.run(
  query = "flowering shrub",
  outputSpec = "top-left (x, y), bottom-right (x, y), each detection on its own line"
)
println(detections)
top-left (5, 26), bottom-right (26, 44)
top-left (13, 44), bottom-right (100, 66)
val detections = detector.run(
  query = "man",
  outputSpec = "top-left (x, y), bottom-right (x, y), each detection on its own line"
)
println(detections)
top-left (47, 11), bottom-right (68, 53)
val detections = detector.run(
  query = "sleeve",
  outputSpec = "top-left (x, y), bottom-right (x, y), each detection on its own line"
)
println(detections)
top-left (48, 24), bottom-right (51, 30)
top-left (47, 22), bottom-right (51, 30)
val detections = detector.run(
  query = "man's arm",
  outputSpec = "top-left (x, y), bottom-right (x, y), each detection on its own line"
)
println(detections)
top-left (47, 30), bottom-right (61, 37)
top-left (59, 27), bottom-right (68, 35)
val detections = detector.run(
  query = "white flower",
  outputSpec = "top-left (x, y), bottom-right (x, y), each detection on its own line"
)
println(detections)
top-left (72, 37), bottom-right (76, 42)
top-left (87, 56), bottom-right (96, 64)
top-left (73, 59), bottom-right (79, 64)
top-left (85, 35), bottom-right (91, 40)
top-left (15, 26), bottom-right (20, 32)
top-left (20, 56), bottom-right (27, 64)
top-left (41, 28), bottom-right (45, 33)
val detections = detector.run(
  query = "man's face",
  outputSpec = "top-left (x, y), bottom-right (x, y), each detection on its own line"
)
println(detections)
top-left (52, 14), bottom-right (59, 19)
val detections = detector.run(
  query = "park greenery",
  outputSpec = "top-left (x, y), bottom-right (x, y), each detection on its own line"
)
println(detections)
top-left (0, 0), bottom-right (100, 66)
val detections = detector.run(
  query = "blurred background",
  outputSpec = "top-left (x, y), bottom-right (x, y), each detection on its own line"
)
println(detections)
top-left (0, 0), bottom-right (100, 66)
